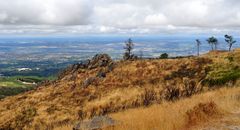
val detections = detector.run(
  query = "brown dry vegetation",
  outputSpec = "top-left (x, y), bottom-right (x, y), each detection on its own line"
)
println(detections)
top-left (105, 86), bottom-right (240, 130)
top-left (0, 49), bottom-right (240, 129)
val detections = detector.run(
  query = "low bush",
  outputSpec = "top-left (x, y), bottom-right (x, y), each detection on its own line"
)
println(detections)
top-left (186, 101), bottom-right (220, 126)
top-left (159, 53), bottom-right (169, 59)
top-left (0, 86), bottom-right (34, 99)
top-left (203, 68), bottom-right (240, 86)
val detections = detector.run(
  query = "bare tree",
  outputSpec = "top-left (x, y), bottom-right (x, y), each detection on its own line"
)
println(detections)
top-left (225, 34), bottom-right (236, 52)
top-left (196, 39), bottom-right (201, 56)
top-left (123, 38), bottom-right (134, 60)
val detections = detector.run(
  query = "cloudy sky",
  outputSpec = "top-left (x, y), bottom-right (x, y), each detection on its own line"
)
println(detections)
top-left (0, 0), bottom-right (240, 35)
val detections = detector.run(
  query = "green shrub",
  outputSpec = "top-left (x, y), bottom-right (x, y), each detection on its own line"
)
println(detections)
top-left (160, 53), bottom-right (169, 59)
top-left (203, 68), bottom-right (240, 86)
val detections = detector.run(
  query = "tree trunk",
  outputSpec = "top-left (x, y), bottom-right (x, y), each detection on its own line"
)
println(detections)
top-left (197, 45), bottom-right (199, 56)
top-left (229, 44), bottom-right (232, 52)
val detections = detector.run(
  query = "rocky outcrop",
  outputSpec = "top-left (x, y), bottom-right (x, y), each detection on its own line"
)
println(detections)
top-left (88, 54), bottom-right (113, 69)
top-left (58, 54), bottom-right (113, 79)
top-left (73, 116), bottom-right (116, 130)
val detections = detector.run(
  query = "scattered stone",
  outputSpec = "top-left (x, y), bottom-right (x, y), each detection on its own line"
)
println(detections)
top-left (73, 116), bottom-right (116, 130)
top-left (107, 63), bottom-right (115, 72)
top-left (82, 77), bottom-right (97, 88)
top-left (96, 71), bottom-right (106, 78)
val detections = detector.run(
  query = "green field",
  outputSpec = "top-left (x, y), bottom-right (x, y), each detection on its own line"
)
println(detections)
top-left (0, 76), bottom-right (56, 99)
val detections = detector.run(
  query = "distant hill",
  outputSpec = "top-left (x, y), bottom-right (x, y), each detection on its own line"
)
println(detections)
top-left (1, 49), bottom-right (240, 129)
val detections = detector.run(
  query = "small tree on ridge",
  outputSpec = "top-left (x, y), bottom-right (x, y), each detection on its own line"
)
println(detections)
top-left (207, 36), bottom-right (218, 51)
top-left (123, 38), bottom-right (134, 60)
top-left (225, 34), bottom-right (236, 52)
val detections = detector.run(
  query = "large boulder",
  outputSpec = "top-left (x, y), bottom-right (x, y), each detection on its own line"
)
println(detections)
top-left (73, 116), bottom-right (116, 130)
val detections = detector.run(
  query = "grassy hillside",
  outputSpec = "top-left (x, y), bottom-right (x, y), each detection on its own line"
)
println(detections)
top-left (57, 86), bottom-right (240, 130)
top-left (107, 86), bottom-right (240, 130)
top-left (0, 49), bottom-right (240, 129)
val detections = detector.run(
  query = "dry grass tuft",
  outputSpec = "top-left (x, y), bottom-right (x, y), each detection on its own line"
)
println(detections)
top-left (186, 101), bottom-right (220, 126)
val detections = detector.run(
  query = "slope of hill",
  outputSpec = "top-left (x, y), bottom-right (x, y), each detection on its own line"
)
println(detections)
top-left (0, 49), bottom-right (240, 129)
top-left (103, 86), bottom-right (240, 130)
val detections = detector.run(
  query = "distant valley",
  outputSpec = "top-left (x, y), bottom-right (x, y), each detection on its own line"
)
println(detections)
top-left (0, 36), bottom-right (240, 99)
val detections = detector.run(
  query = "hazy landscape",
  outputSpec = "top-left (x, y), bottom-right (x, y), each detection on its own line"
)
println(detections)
top-left (1, 0), bottom-right (240, 130)
top-left (1, 35), bottom-right (239, 99)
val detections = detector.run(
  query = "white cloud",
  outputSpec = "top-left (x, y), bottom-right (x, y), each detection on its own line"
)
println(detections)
top-left (93, 3), bottom-right (152, 28)
top-left (0, 0), bottom-right (92, 25)
top-left (0, 13), bottom-right (8, 22)
top-left (0, 0), bottom-right (239, 35)
top-left (144, 13), bottom-right (168, 25)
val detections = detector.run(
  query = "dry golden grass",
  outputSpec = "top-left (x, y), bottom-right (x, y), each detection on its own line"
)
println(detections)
top-left (0, 49), bottom-right (240, 129)
top-left (55, 86), bottom-right (240, 130)
top-left (106, 86), bottom-right (240, 130)
top-left (0, 57), bottom-right (212, 129)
